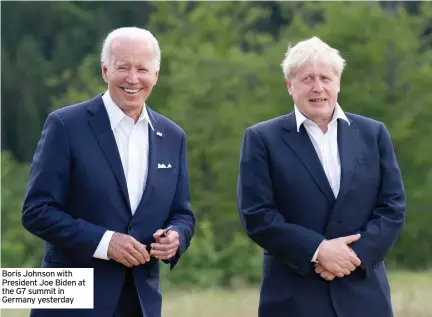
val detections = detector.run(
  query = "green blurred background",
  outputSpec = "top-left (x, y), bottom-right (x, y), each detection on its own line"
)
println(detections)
top-left (1, 1), bottom-right (432, 316)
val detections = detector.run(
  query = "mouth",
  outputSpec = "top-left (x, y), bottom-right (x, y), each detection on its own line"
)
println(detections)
top-left (309, 98), bottom-right (327, 103)
top-left (122, 87), bottom-right (141, 94)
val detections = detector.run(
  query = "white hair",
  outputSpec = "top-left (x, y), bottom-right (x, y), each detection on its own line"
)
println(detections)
top-left (281, 36), bottom-right (346, 80)
top-left (100, 27), bottom-right (161, 71)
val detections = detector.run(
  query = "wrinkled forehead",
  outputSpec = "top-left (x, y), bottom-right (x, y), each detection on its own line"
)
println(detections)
top-left (110, 37), bottom-right (155, 66)
top-left (293, 60), bottom-right (339, 79)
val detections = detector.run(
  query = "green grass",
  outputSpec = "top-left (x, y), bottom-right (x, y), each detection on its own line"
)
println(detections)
top-left (2, 271), bottom-right (431, 317)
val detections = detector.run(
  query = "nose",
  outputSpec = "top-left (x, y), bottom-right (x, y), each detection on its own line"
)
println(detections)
top-left (126, 69), bottom-right (139, 85)
top-left (312, 79), bottom-right (324, 93)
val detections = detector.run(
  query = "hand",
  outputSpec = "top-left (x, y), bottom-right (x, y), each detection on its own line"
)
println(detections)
top-left (150, 229), bottom-right (180, 260)
top-left (314, 263), bottom-right (336, 281)
top-left (315, 247), bottom-right (360, 281)
top-left (107, 232), bottom-right (150, 268)
top-left (316, 234), bottom-right (362, 278)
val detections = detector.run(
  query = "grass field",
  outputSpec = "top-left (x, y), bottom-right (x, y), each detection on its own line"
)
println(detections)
top-left (1, 270), bottom-right (431, 317)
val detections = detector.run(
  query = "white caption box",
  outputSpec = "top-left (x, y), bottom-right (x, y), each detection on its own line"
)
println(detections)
top-left (0, 268), bottom-right (93, 309)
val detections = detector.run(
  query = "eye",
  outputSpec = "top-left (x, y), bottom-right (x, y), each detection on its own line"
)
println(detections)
top-left (117, 66), bottom-right (128, 71)
top-left (138, 68), bottom-right (149, 72)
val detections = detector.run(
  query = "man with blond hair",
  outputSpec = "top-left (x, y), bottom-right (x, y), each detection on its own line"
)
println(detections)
top-left (23, 27), bottom-right (195, 317)
top-left (237, 36), bottom-right (406, 317)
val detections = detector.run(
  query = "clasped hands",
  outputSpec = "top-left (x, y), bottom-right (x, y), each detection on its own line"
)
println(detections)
top-left (107, 229), bottom-right (180, 268)
top-left (314, 234), bottom-right (361, 281)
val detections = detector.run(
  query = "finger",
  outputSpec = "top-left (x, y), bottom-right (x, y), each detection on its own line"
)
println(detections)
top-left (349, 247), bottom-right (357, 256)
top-left (151, 242), bottom-right (174, 252)
top-left (124, 252), bottom-right (140, 267)
top-left (129, 247), bottom-right (147, 264)
top-left (142, 245), bottom-right (151, 262)
top-left (125, 239), bottom-right (146, 264)
top-left (158, 234), bottom-right (174, 244)
top-left (155, 250), bottom-right (177, 260)
top-left (347, 262), bottom-right (356, 272)
top-left (151, 246), bottom-right (176, 257)
top-left (159, 231), bottom-right (179, 244)
top-left (123, 241), bottom-right (142, 265)
top-left (341, 268), bottom-right (351, 276)
top-left (152, 237), bottom-right (179, 251)
top-left (350, 254), bottom-right (362, 267)
top-left (131, 240), bottom-right (150, 262)
top-left (155, 253), bottom-right (171, 260)
top-left (321, 271), bottom-right (336, 281)
top-left (158, 236), bottom-right (172, 244)
top-left (326, 274), bottom-right (336, 281)
top-left (315, 265), bottom-right (324, 274)
top-left (118, 256), bottom-right (133, 268)
top-left (335, 270), bottom-right (345, 278)
top-left (343, 234), bottom-right (361, 244)
top-left (150, 248), bottom-right (169, 258)
top-left (153, 229), bottom-right (165, 240)
top-left (151, 248), bottom-right (176, 258)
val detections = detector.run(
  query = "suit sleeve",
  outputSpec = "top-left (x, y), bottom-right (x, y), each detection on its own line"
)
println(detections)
top-left (22, 112), bottom-right (107, 259)
top-left (350, 122), bottom-right (406, 274)
top-left (164, 130), bottom-right (196, 269)
top-left (237, 127), bottom-right (325, 275)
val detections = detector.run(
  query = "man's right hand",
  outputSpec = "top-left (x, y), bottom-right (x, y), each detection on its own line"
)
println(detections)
top-left (107, 232), bottom-right (151, 268)
top-left (316, 234), bottom-right (362, 278)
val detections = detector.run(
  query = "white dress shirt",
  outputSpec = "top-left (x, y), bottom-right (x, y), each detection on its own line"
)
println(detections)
top-left (93, 91), bottom-right (154, 260)
top-left (293, 104), bottom-right (350, 262)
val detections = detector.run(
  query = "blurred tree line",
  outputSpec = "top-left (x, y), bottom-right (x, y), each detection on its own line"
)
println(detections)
top-left (1, 2), bottom-right (431, 287)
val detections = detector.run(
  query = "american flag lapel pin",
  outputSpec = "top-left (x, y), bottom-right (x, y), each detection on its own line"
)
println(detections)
top-left (156, 131), bottom-right (163, 137)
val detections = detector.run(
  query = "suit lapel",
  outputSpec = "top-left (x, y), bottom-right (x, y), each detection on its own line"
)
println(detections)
top-left (87, 96), bottom-right (131, 210)
top-left (281, 113), bottom-right (335, 204)
top-left (334, 118), bottom-right (358, 207)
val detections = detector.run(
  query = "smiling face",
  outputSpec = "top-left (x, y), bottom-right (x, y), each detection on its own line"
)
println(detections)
top-left (287, 61), bottom-right (340, 125)
top-left (101, 36), bottom-right (158, 114)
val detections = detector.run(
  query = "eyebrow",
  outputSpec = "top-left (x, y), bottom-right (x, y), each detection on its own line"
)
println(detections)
top-left (303, 73), bottom-right (333, 78)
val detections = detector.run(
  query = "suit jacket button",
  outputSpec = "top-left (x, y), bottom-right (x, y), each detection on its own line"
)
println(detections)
top-left (128, 224), bottom-right (133, 230)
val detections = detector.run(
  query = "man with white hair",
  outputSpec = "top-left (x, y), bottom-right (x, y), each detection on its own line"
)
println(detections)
top-left (237, 36), bottom-right (406, 317)
top-left (23, 27), bottom-right (195, 317)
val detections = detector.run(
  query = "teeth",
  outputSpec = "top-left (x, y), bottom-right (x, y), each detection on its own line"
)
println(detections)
top-left (123, 88), bottom-right (139, 93)
top-left (311, 99), bottom-right (325, 102)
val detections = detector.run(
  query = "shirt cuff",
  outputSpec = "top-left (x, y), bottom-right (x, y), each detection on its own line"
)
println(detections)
top-left (311, 245), bottom-right (320, 263)
top-left (93, 230), bottom-right (115, 260)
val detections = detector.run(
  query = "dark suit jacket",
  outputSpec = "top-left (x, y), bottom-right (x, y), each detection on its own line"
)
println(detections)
top-left (237, 112), bottom-right (406, 317)
top-left (22, 94), bottom-right (195, 317)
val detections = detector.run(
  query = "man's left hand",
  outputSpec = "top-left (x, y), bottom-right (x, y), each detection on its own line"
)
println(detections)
top-left (315, 263), bottom-right (336, 281)
top-left (315, 261), bottom-right (360, 281)
top-left (150, 229), bottom-right (180, 260)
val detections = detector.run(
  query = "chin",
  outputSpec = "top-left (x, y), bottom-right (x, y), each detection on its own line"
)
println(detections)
top-left (124, 103), bottom-right (144, 110)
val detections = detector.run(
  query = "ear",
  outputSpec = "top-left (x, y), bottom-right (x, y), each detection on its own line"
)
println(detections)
top-left (286, 80), bottom-right (293, 96)
top-left (153, 71), bottom-right (159, 85)
top-left (101, 63), bottom-right (109, 84)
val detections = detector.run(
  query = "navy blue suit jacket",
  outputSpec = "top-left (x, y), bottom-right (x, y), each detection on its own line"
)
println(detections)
top-left (22, 94), bottom-right (195, 317)
top-left (237, 112), bottom-right (406, 317)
